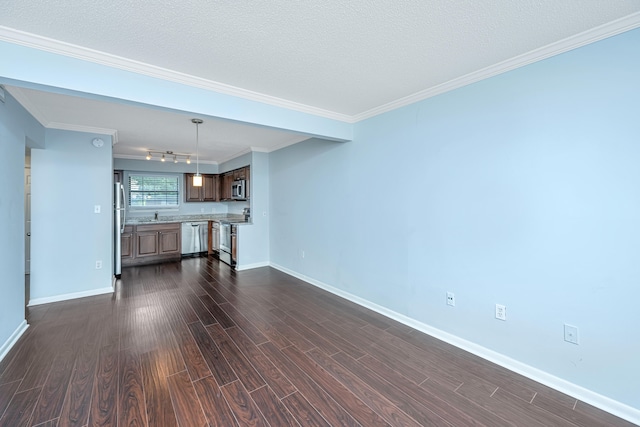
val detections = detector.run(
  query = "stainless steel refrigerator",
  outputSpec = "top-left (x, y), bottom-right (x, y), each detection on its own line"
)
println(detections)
top-left (114, 182), bottom-right (126, 277)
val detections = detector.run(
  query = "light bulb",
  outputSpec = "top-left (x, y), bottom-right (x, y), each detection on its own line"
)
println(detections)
top-left (146, 152), bottom-right (151, 160)
top-left (193, 174), bottom-right (203, 187)
top-left (173, 155), bottom-right (178, 163)
top-left (186, 157), bottom-right (191, 164)
top-left (161, 154), bottom-right (165, 162)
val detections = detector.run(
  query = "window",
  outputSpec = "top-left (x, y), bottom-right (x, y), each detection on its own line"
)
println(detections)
top-left (128, 174), bottom-right (179, 208)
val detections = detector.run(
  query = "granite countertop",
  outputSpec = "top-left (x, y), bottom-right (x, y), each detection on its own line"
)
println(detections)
top-left (125, 214), bottom-right (250, 226)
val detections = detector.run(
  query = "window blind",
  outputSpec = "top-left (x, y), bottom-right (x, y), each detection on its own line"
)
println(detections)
top-left (128, 174), bottom-right (179, 207)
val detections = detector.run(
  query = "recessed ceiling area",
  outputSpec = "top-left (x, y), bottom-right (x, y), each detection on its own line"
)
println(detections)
top-left (1, 1), bottom-right (639, 162)
top-left (7, 86), bottom-right (312, 164)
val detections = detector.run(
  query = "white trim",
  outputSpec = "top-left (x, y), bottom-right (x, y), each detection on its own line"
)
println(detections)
top-left (269, 262), bottom-right (640, 425)
top-left (0, 320), bottom-right (29, 363)
top-left (235, 261), bottom-right (270, 271)
top-left (28, 286), bottom-right (113, 306)
top-left (352, 12), bottom-right (640, 121)
top-left (2, 14), bottom-right (640, 124)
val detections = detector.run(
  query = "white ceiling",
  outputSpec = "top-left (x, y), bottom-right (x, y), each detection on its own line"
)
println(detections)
top-left (2, 1), bottom-right (640, 163)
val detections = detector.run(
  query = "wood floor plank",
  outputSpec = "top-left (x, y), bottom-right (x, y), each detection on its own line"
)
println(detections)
top-left (0, 260), bottom-right (633, 427)
top-left (166, 370), bottom-right (208, 427)
top-left (187, 321), bottom-right (237, 386)
top-left (281, 345), bottom-right (391, 427)
top-left (574, 400), bottom-right (637, 427)
top-left (170, 320), bottom-right (211, 382)
top-left (57, 341), bottom-right (99, 427)
top-left (287, 310), bottom-right (364, 359)
top-left (219, 380), bottom-right (268, 427)
top-left (0, 380), bottom-right (21, 420)
top-left (117, 347), bottom-right (148, 427)
top-left (30, 345), bottom-right (76, 426)
top-left (196, 295), bottom-right (234, 328)
top-left (184, 293), bottom-right (217, 326)
top-left (87, 345), bottom-right (118, 427)
top-left (140, 350), bottom-right (178, 427)
top-left (281, 391), bottom-right (331, 427)
top-left (218, 303), bottom-right (268, 344)
top-left (331, 352), bottom-right (453, 427)
top-left (0, 386), bottom-right (42, 427)
top-left (250, 385), bottom-right (300, 427)
top-left (224, 326), bottom-right (297, 399)
top-left (205, 324), bottom-right (266, 392)
top-left (258, 342), bottom-right (360, 427)
top-left (193, 375), bottom-right (239, 427)
top-left (309, 347), bottom-right (430, 426)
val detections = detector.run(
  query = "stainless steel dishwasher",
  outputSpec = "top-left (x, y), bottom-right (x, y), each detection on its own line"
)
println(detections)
top-left (181, 222), bottom-right (208, 255)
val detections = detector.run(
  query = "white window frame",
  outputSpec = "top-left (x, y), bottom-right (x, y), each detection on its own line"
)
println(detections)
top-left (126, 172), bottom-right (181, 211)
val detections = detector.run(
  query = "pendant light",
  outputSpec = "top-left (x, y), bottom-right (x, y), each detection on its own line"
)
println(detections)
top-left (192, 118), bottom-right (203, 187)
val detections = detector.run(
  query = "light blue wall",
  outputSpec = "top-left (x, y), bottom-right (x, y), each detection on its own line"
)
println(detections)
top-left (31, 129), bottom-right (113, 300)
top-left (0, 90), bottom-right (44, 355)
top-left (237, 152), bottom-right (270, 268)
top-left (269, 28), bottom-right (640, 409)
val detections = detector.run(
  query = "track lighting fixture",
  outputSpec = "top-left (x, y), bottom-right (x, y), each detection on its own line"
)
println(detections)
top-left (144, 150), bottom-right (192, 164)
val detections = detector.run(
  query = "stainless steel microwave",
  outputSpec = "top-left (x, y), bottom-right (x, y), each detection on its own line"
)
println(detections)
top-left (231, 179), bottom-right (246, 199)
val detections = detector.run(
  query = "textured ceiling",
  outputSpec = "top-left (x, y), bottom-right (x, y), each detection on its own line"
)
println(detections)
top-left (2, 1), bottom-right (640, 161)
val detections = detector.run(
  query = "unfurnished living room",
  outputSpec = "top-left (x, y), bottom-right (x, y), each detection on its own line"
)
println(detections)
top-left (1, 2), bottom-right (640, 426)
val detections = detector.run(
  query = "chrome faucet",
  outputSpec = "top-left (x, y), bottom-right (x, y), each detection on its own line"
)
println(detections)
top-left (154, 211), bottom-right (159, 221)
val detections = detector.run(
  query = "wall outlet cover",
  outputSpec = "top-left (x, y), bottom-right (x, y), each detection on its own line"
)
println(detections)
top-left (446, 292), bottom-right (455, 306)
top-left (564, 324), bottom-right (579, 344)
top-left (495, 304), bottom-right (506, 321)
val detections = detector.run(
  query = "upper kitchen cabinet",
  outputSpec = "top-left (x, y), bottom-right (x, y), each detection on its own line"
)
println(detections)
top-left (220, 166), bottom-right (250, 201)
top-left (220, 172), bottom-right (234, 200)
top-left (184, 173), bottom-right (217, 202)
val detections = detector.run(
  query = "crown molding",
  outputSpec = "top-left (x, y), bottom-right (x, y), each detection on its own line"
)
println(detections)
top-left (0, 25), bottom-right (352, 123)
top-left (352, 11), bottom-right (640, 122)
top-left (2, 13), bottom-right (639, 126)
top-left (47, 122), bottom-right (119, 143)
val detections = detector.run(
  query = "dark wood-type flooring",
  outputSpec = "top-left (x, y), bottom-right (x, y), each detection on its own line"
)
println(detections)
top-left (0, 257), bottom-right (634, 426)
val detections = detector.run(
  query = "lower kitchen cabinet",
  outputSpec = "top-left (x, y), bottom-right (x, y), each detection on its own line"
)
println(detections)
top-left (121, 225), bottom-right (134, 260)
top-left (122, 222), bottom-right (181, 266)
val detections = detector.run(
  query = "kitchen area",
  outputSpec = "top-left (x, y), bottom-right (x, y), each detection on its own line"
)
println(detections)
top-left (113, 162), bottom-right (254, 276)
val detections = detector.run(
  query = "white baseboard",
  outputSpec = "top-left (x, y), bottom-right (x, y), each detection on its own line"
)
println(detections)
top-left (235, 261), bottom-right (270, 271)
top-left (28, 286), bottom-right (114, 306)
top-left (0, 320), bottom-right (29, 363)
top-left (269, 262), bottom-right (640, 425)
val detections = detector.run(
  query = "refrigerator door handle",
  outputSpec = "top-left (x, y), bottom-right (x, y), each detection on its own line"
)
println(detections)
top-left (120, 184), bottom-right (126, 233)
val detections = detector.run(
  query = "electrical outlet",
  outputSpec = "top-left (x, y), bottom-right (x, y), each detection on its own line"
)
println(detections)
top-left (95, 260), bottom-right (102, 269)
top-left (495, 304), bottom-right (506, 321)
top-left (94, 205), bottom-right (101, 214)
top-left (564, 324), bottom-right (579, 344)
top-left (446, 292), bottom-right (455, 306)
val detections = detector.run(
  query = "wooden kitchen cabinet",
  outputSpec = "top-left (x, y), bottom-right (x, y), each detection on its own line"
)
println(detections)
top-left (121, 225), bottom-right (134, 260)
top-left (220, 172), bottom-right (234, 200)
top-left (184, 173), bottom-right (217, 202)
top-left (123, 223), bottom-right (181, 266)
top-left (220, 166), bottom-right (250, 200)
